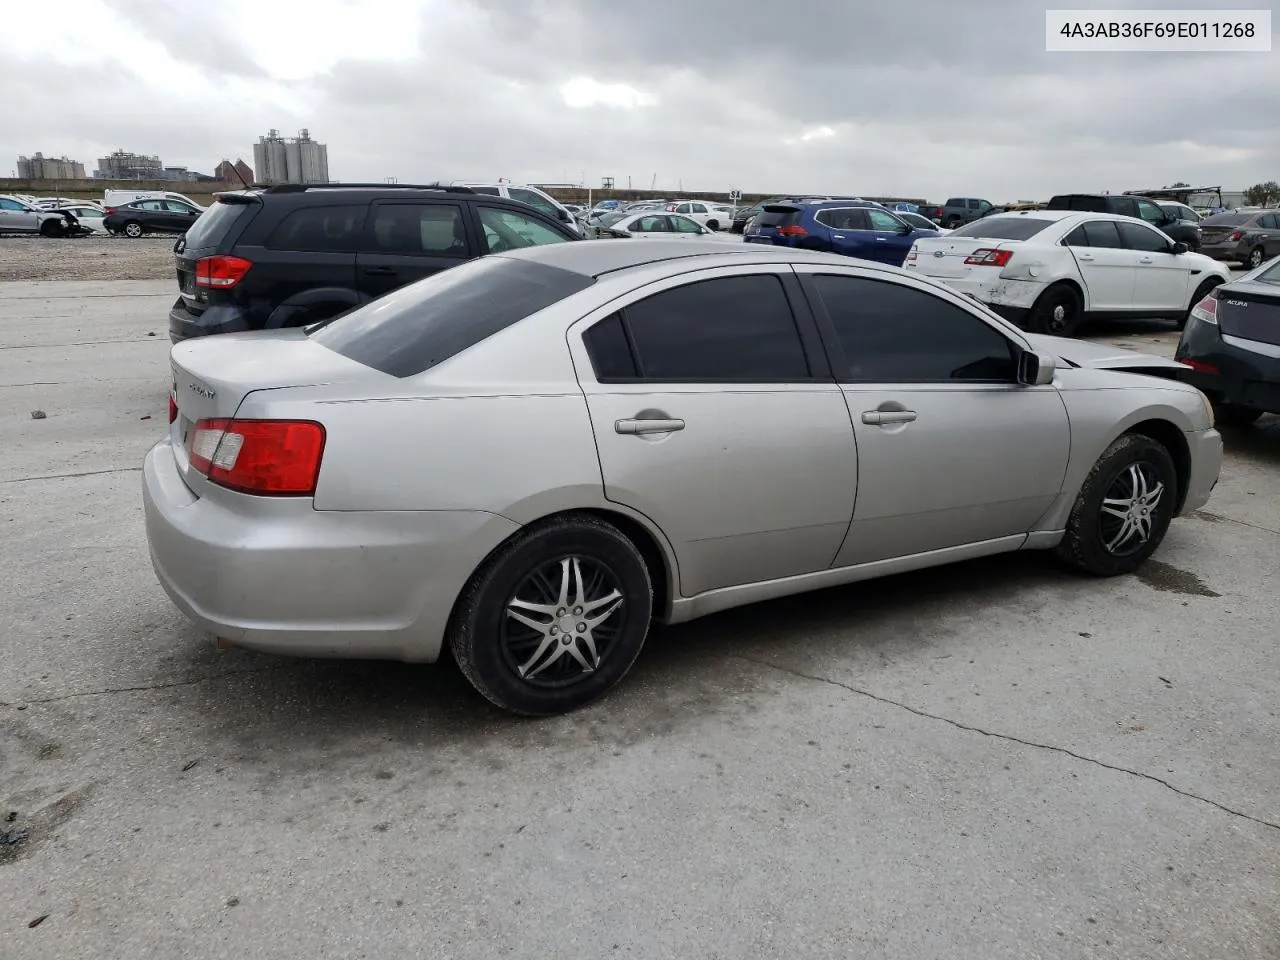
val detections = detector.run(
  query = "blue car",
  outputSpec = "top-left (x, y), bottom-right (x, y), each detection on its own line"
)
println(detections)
top-left (744, 199), bottom-right (940, 267)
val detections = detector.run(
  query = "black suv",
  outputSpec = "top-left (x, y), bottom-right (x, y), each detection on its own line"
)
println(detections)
top-left (168, 184), bottom-right (580, 342)
top-left (1046, 194), bottom-right (1202, 250)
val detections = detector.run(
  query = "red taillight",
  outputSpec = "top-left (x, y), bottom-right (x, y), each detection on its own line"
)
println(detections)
top-left (1179, 358), bottom-right (1221, 374)
top-left (194, 255), bottom-right (253, 289)
top-left (186, 418), bottom-right (325, 496)
top-left (168, 393), bottom-right (178, 424)
top-left (906, 248), bottom-right (918, 262)
top-left (1229, 231), bottom-right (1242, 241)
top-left (105, 207), bottom-right (117, 215)
top-left (776, 224), bottom-right (808, 237)
top-left (963, 248), bottom-right (1013, 267)
top-left (1189, 294), bottom-right (1219, 325)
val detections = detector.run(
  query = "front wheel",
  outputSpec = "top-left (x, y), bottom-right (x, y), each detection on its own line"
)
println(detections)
top-left (39, 219), bottom-right (64, 238)
top-left (1213, 403), bottom-right (1264, 427)
top-left (122, 221), bottom-right (144, 238)
top-left (1027, 284), bottom-right (1082, 336)
top-left (1055, 433), bottom-right (1178, 576)
top-left (705, 219), bottom-right (720, 231)
top-left (449, 515), bottom-right (654, 715)
top-left (1247, 246), bottom-right (1266, 270)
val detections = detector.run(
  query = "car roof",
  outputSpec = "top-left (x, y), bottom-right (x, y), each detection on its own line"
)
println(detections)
top-left (492, 238), bottom-right (901, 278)
top-left (968, 209), bottom-right (1088, 223)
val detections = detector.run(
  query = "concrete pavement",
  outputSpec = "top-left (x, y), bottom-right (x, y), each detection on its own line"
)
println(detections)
top-left (2, 280), bottom-right (1277, 960)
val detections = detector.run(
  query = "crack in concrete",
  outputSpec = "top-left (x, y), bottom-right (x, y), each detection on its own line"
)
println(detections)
top-left (0, 337), bottom-right (163, 351)
top-left (739, 655), bottom-right (1280, 833)
top-left (3, 662), bottom-right (298, 708)
top-left (1193, 510), bottom-right (1280, 537)
top-left (1, 466), bottom-right (143, 484)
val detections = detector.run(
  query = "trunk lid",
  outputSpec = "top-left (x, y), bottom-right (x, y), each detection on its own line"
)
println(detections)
top-left (1216, 280), bottom-right (1280, 347)
top-left (168, 328), bottom-right (387, 487)
top-left (909, 236), bottom-right (1017, 279)
top-left (744, 204), bottom-right (801, 243)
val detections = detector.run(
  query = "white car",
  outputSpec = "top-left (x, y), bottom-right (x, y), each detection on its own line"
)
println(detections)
top-left (897, 211), bottom-right (950, 234)
top-left (905, 210), bottom-right (1232, 336)
top-left (664, 200), bottom-right (731, 231)
top-left (451, 182), bottom-right (582, 235)
top-left (55, 204), bottom-right (110, 234)
top-left (0, 194), bottom-right (76, 236)
top-left (591, 211), bottom-right (715, 239)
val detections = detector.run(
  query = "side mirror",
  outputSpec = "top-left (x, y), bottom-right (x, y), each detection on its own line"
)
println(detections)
top-left (1171, 241), bottom-right (1189, 254)
top-left (1017, 350), bottom-right (1056, 386)
top-left (557, 209), bottom-right (572, 222)
top-left (897, 224), bottom-right (911, 235)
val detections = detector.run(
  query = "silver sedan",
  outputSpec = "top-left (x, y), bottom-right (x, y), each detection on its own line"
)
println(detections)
top-left (144, 240), bottom-right (1223, 715)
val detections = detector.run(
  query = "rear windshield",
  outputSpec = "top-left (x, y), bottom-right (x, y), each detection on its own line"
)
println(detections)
top-left (1259, 261), bottom-right (1280, 284)
top-left (755, 205), bottom-right (801, 227)
top-left (948, 216), bottom-right (1055, 240)
top-left (1201, 213), bottom-right (1255, 226)
top-left (308, 256), bottom-right (596, 378)
top-left (183, 199), bottom-right (256, 249)
top-left (1046, 196), bottom-right (1106, 212)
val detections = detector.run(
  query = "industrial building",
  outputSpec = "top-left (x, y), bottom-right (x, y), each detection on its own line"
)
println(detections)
top-left (94, 149), bottom-right (164, 180)
top-left (214, 159), bottom-right (256, 184)
top-left (17, 153), bottom-right (87, 180)
top-left (252, 129), bottom-right (329, 185)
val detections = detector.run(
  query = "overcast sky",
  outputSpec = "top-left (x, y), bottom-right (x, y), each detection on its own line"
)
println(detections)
top-left (4, 0), bottom-right (1277, 200)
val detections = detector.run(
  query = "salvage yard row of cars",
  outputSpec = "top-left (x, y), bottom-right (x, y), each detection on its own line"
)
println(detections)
top-left (116, 179), bottom-right (1280, 715)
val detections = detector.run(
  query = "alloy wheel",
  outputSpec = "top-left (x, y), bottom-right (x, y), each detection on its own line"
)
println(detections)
top-left (1099, 461), bottom-right (1165, 556)
top-left (1248, 248), bottom-right (1264, 269)
top-left (501, 555), bottom-right (625, 687)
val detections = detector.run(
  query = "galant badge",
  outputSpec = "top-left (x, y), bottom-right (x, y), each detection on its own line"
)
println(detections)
top-left (188, 381), bottom-right (216, 400)
top-left (933, 250), bottom-right (945, 257)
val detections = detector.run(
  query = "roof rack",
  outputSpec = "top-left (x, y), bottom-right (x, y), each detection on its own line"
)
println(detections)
top-left (261, 183), bottom-right (475, 195)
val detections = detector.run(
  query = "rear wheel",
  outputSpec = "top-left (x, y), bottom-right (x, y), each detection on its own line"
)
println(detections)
top-left (1213, 403), bottom-right (1264, 427)
top-left (705, 219), bottom-right (720, 231)
top-left (1247, 246), bottom-right (1266, 270)
top-left (1179, 276), bottom-right (1223, 329)
top-left (1027, 284), bottom-right (1082, 336)
top-left (122, 221), bottom-right (144, 238)
top-left (1055, 434), bottom-right (1177, 576)
top-left (449, 515), bottom-right (654, 716)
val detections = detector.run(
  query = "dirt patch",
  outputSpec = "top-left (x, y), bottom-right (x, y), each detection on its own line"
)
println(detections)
top-left (0, 236), bottom-right (175, 281)
top-left (1136, 560), bottom-right (1221, 597)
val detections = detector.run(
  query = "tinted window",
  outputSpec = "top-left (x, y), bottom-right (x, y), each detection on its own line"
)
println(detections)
top-left (633, 215), bottom-right (669, 232)
top-left (583, 313), bottom-right (637, 378)
top-left (1117, 221), bottom-right (1171, 253)
top-left (0, 198), bottom-right (26, 210)
top-left (309, 256), bottom-right (594, 378)
top-left (816, 207), bottom-right (866, 230)
top-left (949, 217), bottom-right (1055, 240)
top-left (671, 215), bottom-right (703, 234)
top-left (899, 212), bottom-right (936, 230)
top-left (812, 274), bottom-right (1016, 382)
top-left (1081, 220), bottom-right (1124, 248)
top-left (1258, 260), bottom-right (1280, 284)
top-left (1135, 199), bottom-right (1166, 224)
top-left (866, 209), bottom-right (904, 231)
top-left (139, 200), bottom-right (166, 211)
top-left (508, 187), bottom-right (560, 217)
top-left (368, 203), bottom-right (466, 256)
top-left (755, 205), bottom-right (802, 228)
top-left (944, 198), bottom-right (963, 207)
top-left (183, 199), bottom-right (255, 249)
top-left (264, 204), bottom-right (366, 252)
top-left (1113, 197), bottom-right (1140, 217)
top-left (1259, 213), bottom-right (1279, 229)
top-left (468, 186), bottom-right (501, 196)
top-left (621, 275), bottom-right (810, 381)
top-left (478, 207), bottom-right (570, 253)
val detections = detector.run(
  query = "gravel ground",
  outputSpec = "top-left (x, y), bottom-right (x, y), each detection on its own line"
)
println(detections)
top-left (0, 235), bottom-right (176, 282)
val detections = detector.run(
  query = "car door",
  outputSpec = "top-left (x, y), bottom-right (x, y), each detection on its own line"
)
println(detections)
top-left (569, 265), bottom-right (858, 597)
top-left (355, 200), bottom-right (473, 299)
top-left (668, 215), bottom-right (706, 238)
top-left (820, 207), bottom-right (875, 259)
top-left (795, 266), bottom-right (1070, 566)
top-left (1062, 219), bottom-right (1137, 310)
top-left (1260, 213), bottom-right (1280, 257)
top-left (630, 215), bottom-right (670, 237)
top-left (0, 198), bottom-right (33, 231)
top-left (1118, 220), bottom-right (1193, 311)
top-left (164, 200), bottom-right (202, 233)
top-left (864, 208), bottom-right (916, 266)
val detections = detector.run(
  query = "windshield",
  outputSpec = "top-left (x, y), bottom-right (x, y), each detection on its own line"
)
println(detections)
top-left (948, 216), bottom-right (1055, 240)
top-left (309, 255), bottom-right (595, 377)
top-left (598, 212), bottom-right (628, 227)
top-left (1259, 260), bottom-right (1280, 284)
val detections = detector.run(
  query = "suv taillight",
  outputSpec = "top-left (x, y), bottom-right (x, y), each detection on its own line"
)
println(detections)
top-left (1229, 231), bottom-right (1242, 241)
top-left (187, 418), bottom-right (326, 496)
top-left (776, 225), bottom-right (807, 237)
top-left (194, 255), bottom-right (253, 289)
top-left (963, 248), bottom-right (1013, 267)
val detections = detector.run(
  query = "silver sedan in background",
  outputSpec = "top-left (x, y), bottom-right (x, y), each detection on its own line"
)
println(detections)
top-left (144, 241), bottom-right (1223, 715)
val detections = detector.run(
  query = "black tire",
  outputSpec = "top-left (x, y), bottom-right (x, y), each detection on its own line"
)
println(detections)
top-left (1055, 433), bottom-right (1178, 576)
top-left (1026, 284), bottom-right (1082, 336)
top-left (39, 219), bottom-right (64, 238)
top-left (122, 221), bottom-right (144, 238)
top-left (1247, 246), bottom-right (1266, 270)
top-left (706, 219), bottom-right (720, 231)
top-left (1213, 403), bottom-right (1264, 427)
top-left (1179, 276), bottom-right (1223, 329)
top-left (449, 514), bottom-right (653, 716)
top-left (945, 216), bottom-right (962, 229)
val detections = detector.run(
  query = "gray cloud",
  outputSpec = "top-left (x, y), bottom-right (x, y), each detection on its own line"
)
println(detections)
top-left (2, 0), bottom-right (1277, 199)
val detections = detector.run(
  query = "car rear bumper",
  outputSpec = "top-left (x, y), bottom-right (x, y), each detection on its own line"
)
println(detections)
top-left (142, 439), bottom-right (519, 662)
top-left (169, 296), bottom-right (255, 344)
top-left (1199, 242), bottom-right (1248, 263)
top-left (1174, 315), bottom-right (1280, 415)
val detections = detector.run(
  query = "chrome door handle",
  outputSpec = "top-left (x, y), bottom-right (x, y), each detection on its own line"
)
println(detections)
top-left (615, 418), bottom-right (685, 435)
top-left (833, 235), bottom-right (845, 239)
top-left (875, 237), bottom-right (887, 241)
top-left (1078, 254), bottom-right (1095, 261)
top-left (862, 410), bottom-right (917, 425)
top-left (1139, 257), bottom-right (1154, 263)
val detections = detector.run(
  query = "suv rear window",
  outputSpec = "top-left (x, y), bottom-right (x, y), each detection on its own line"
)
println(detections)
top-left (184, 199), bottom-right (256, 249)
top-left (308, 256), bottom-right (595, 378)
top-left (755, 205), bottom-right (801, 228)
top-left (948, 217), bottom-right (1055, 240)
top-left (1046, 196), bottom-right (1107, 212)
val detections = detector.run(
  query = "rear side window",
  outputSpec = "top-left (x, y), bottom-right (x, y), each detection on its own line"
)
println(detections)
top-left (1066, 220), bottom-right (1124, 248)
top-left (949, 217), bottom-right (1054, 240)
top-left (369, 203), bottom-right (467, 256)
top-left (600, 274), bottom-right (810, 381)
top-left (1048, 196), bottom-right (1107, 212)
top-left (508, 187), bottom-right (560, 218)
top-left (183, 200), bottom-right (256, 249)
top-left (478, 207), bottom-right (571, 253)
top-left (264, 204), bottom-right (366, 252)
top-left (309, 256), bottom-right (595, 378)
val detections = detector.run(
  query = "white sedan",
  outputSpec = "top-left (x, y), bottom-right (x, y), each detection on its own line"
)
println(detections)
top-left (665, 201), bottom-right (731, 231)
top-left (905, 210), bottom-right (1232, 336)
top-left (591, 212), bottom-right (714, 239)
